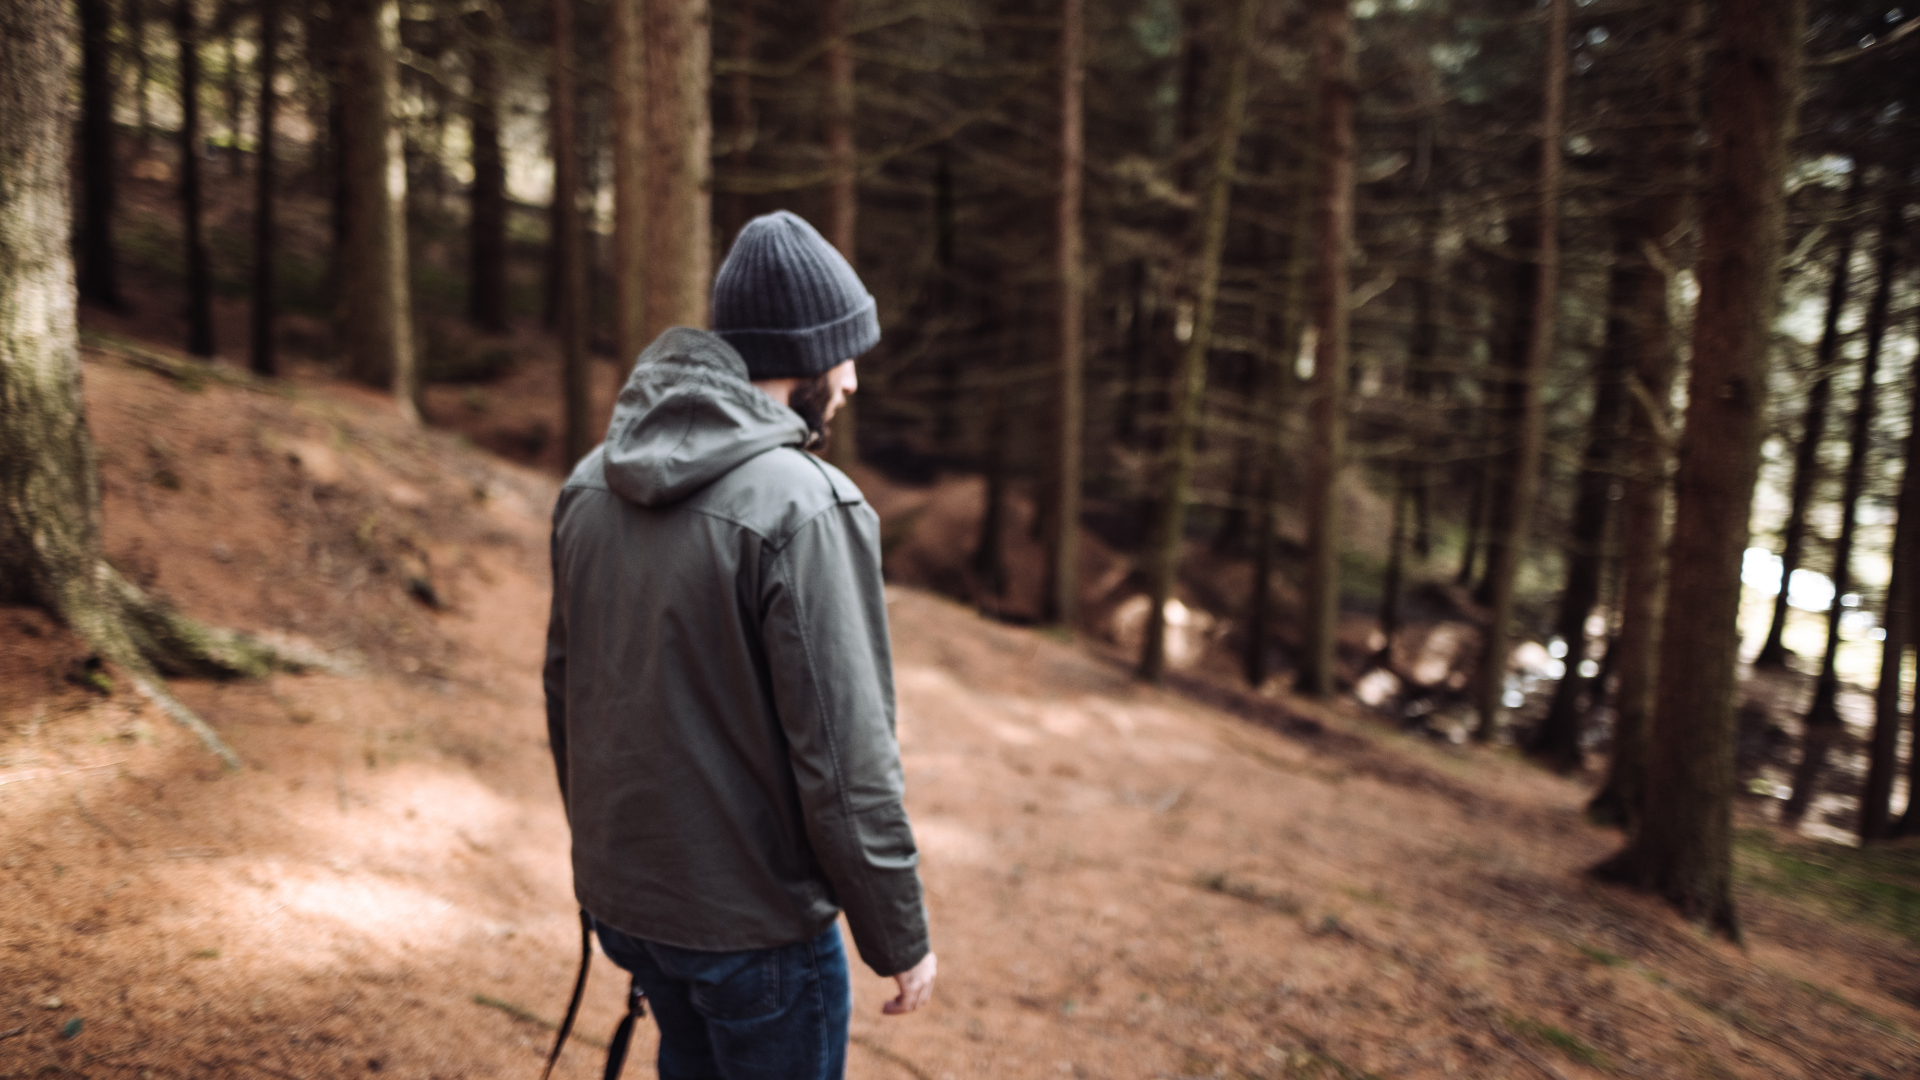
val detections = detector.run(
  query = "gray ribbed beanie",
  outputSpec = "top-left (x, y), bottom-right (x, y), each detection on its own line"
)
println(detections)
top-left (711, 210), bottom-right (880, 380)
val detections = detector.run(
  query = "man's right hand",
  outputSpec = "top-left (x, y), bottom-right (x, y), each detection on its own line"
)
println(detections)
top-left (883, 951), bottom-right (937, 1015)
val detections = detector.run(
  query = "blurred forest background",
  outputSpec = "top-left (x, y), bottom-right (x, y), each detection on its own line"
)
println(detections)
top-left (7, 0), bottom-right (1920, 944)
top-left (13, 0), bottom-right (1920, 1074)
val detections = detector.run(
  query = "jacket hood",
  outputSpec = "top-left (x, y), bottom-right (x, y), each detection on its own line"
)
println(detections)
top-left (602, 327), bottom-right (810, 507)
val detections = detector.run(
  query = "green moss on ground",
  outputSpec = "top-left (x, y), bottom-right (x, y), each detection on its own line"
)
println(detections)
top-left (1736, 828), bottom-right (1920, 947)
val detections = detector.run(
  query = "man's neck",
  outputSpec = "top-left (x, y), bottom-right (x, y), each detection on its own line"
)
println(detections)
top-left (751, 378), bottom-right (799, 407)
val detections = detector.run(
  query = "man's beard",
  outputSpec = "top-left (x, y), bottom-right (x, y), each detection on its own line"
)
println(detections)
top-left (788, 370), bottom-right (838, 449)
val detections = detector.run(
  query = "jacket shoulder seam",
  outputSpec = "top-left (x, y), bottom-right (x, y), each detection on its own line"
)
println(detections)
top-left (682, 504), bottom-right (774, 542)
top-left (767, 500), bottom-right (852, 554)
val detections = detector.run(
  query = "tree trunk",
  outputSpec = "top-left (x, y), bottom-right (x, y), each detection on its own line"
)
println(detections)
top-left (466, 7), bottom-right (509, 335)
top-left (644, 0), bottom-right (711, 339)
top-left (1899, 421), bottom-right (1920, 835)
top-left (1047, 0), bottom-right (1085, 630)
top-left (314, 1), bottom-right (347, 318)
top-left (725, 0), bottom-right (754, 244)
top-left (1863, 356), bottom-right (1917, 840)
top-left (1117, 259), bottom-right (1147, 447)
top-left (338, 0), bottom-right (417, 420)
top-left (1532, 218), bottom-right (1635, 769)
top-left (932, 147), bottom-right (961, 451)
top-left (2, 0), bottom-right (295, 769)
top-left (1243, 165), bottom-right (1313, 689)
top-left (1593, 0), bottom-right (1802, 937)
top-left (974, 388), bottom-right (1009, 603)
top-left (79, 0), bottom-right (122, 309)
top-left (552, 0), bottom-right (592, 466)
top-left (1755, 204), bottom-right (1858, 669)
top-left (130, 0), bottom-right (154, 153)
top-left (177, 0), bottom-right (216, 358)
top-left (609, 0), bottom-right (647, 362)
top-left (1785, 196), bottom-right (1900, 824)
top-left (221, 25), bottom-right (243, 176)
top-left (1475, 0), bottom-right (1567, 739)
top-left (821, 0), bottom-right (859, 471)
top-left (1374, 464), bottom-right (1411, 667)
top-left (1586, 0), bottom-right (1697, 832)
top-left (249, 0), bottom-right (278, 376)
top-left (1296, 0), bottom-right (1356, 697)
top-left (1457, 453), bottom-right (1487, 586)
top-left (1137, 0), bottom-right (1257, 683)
top-left (1585, 227), bottom-right (1679, 827)
top-left (1474, 237), bottom-right (1534, 609)
top-left (1404, 202), bottom-right (1442, 563)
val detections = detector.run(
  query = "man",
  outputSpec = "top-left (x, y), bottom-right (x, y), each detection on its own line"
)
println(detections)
top-left (543, 210), bottom-right (936, 1080)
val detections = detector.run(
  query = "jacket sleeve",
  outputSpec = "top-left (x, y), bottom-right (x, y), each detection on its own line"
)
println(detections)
top-left (761, 501), bottom-right (930, 977)
top-left (542, 521), bottom-right (570, 806)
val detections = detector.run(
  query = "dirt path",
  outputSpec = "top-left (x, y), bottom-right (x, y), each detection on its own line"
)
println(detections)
top-left (3, 346), bottom-right (1918, 1079)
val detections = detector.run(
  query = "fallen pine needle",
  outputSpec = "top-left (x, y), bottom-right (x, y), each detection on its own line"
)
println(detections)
top-left (850, 1034), bottom-right (936, 1080)
top-left (472, 994), bottom-right (608, 1049)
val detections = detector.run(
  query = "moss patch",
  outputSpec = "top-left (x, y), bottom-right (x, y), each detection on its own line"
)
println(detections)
top-left (1736, 828), bottom-right (1920, 947)
top-left (1504, 1013), bottom-right (1609, 1070)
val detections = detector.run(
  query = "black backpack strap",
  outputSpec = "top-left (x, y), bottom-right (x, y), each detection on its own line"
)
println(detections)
top-left (541, 909), bottom-right (595, 1080)
top-left (601, 979), bottom-right (649, 1080)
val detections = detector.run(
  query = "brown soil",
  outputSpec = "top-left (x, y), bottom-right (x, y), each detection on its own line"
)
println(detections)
top-left (4, 339), bottom-right (1919, 1080)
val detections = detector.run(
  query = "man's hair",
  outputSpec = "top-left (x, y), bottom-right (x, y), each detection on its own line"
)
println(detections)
top-left (788, 369), bottom-right (839, 450)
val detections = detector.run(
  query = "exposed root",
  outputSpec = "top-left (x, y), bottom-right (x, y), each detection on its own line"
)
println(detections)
top-left (125, 669), bottom-right (241, 769)
top-left (52, 563), bottom-right (330, 768)
top-left (103, 565), bottom-right (311, 679)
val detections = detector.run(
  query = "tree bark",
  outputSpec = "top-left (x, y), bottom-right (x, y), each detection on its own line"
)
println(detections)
top-left (1474, 0), bottom-right (1567, 739)
top-left (1457, 454), bottom-right (1487, 587)
top-left (1584, 227), bottom-right (1680, 827)
top-left (644, 0), bottom-right (711, 340)
top-left (552, 0), bottom-right (592, 466)
top-left (608, 0), bottom-right (647, 363)
top-left (974, 390), bottom-right (1009, 602)
top-left (249, 0), bottom-right (278, 376)
top-left (221, 24), bottom-right (243, 177)
top-left (1474, 234), bottom-right (1535, 609)
top-left (1899, 402), bottom-right (1920, 834)
top-left (1755, 199), bottom-right (1858, 669)
top-left (1296, 0), bottom-right (1356, 697)
top-left (1863, 354), bottom-right (1917, 841)
top-left (1532, 218), bottom-right (1635, 770)
top-left (1137, 0), bottom-right (1257, 682)
top-left (1046, 0), bottom-right (1085, 630)
top-left (79, 0), bottom-right (122, 309)
top-left (2, 0), bottom-right (296, 769)
top-left (1593, 0), bottom-right (1802, 937)
top-left (725, 0), bottom-right (755, 244)
top-left (338, 0), bottom-right (416, 418)
top-left (177, 0), bottom-right (216, 358)
top-left (1243, 166), bottom-right (1312, 689)
top-left (466, 7), bottom-right (509, 334)
top-left (821, 0), bottom-right (859, 471)
top-left (130, 0), bottom-right (154, 152)
top-left (1785, 196), bottom-right (1900, 824)
top-left (1586, 0), bottom-right (1697, 831)
top-left (1374, 464), bottom-right (1411, 667)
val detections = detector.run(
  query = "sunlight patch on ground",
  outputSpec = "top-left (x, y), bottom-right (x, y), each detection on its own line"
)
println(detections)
top-left (912, 818), bottom-right (995, 866)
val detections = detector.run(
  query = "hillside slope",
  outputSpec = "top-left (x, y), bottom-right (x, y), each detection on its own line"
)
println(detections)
top-left (2, 342), bottom-right (1917, 1079)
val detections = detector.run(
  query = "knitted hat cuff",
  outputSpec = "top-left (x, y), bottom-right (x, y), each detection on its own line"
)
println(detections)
top-left (717, 295), bottom-right (880, 380)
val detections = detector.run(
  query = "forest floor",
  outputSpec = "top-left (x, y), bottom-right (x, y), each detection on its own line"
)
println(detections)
top-left (5, 319), bottom-right (1920, 1080)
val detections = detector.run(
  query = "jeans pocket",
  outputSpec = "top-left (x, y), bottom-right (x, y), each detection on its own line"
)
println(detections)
top-left (685, 948), bottom-right (782, 1022)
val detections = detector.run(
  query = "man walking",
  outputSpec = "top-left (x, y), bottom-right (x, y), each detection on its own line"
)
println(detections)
top-left (543, 210), bottom-right (935, 1079)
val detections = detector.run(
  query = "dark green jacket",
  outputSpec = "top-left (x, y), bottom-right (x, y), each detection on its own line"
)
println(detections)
top-left (543, 328), bottom-right (929, 977)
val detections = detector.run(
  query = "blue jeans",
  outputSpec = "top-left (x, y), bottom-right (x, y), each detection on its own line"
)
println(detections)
top-left (592, 916), bottom-right (851, 1080)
